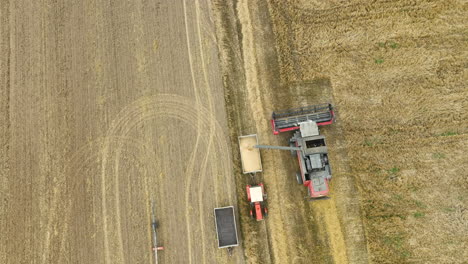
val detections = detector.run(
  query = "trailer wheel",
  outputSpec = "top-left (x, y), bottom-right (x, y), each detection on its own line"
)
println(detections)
top-left (264, 207), bottom-right (268, 217)
top-left (296, 172), bottom-right (303, 184)
top-left (250, 209), bottom-right (254, 219)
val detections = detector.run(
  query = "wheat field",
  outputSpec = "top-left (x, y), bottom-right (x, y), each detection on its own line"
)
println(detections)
top-left (267, 0), bottom-right (468, 262)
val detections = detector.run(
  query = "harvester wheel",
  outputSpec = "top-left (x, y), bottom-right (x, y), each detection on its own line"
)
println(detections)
top-left (264, 207), bottom-right (268, 217)
top-left (250, 209), bottom-right (254, 219)
top-left (296, 172), bottom-right (303, 184)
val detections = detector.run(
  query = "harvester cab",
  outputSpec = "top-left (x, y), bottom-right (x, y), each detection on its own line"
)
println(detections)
top-left (246, 183), bottom-right (268, 221)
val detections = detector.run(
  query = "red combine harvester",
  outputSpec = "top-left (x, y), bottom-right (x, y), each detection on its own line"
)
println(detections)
top-left (246, 183), bottom-right (268, 221)
top-left (271, 103), bottom-right (334, 135)
top-left (255, 103), bottom-right (335, 200)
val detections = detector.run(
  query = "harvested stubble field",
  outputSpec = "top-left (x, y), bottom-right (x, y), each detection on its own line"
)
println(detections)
top-left (266, 0), bottom-right (468, 263)
top-left (1, 1), bottom-right (244, 263)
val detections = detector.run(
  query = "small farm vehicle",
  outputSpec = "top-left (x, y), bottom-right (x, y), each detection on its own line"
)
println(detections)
top-left (246, 183), bottom-right (268, 221)
top-left (214, 206), bottom-right (239, 255)
top-left (150, 200), bottom-right (164, 264)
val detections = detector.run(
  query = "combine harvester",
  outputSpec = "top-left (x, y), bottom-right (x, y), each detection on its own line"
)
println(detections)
top-left (256, 103), bottom-right (335, 200)
top-left (238, 135), bottom-right (268, 221)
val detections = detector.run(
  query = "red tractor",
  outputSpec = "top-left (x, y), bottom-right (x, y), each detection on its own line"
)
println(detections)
top-left (246, 183), bottom-right (268, 221)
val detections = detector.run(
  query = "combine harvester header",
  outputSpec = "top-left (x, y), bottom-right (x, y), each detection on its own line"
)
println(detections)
top-left (271, 103), bottom-right (334, 134)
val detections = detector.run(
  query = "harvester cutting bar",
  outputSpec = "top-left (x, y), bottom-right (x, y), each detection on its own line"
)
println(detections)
top-left (271, 103), bottom-right (334, 134)
top-left (254, 145), bottom-right (301, 151)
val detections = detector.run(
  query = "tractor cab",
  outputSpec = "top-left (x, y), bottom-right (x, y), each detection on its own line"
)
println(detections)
top-left (246, 184), bottom-right (268, 221)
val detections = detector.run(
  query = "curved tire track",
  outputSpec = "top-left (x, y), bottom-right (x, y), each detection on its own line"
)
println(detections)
top-left (99, 94), bottom-right (232, 263)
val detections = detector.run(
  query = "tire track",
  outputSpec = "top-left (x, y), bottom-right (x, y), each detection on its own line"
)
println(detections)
top-left (41, 140), bottom-right (102, 264)
top-left (182, 1), bottom-right (205, 261)
top-left (196, 1), bottom-right (241, 258)
top-left (182, 0), bottom-right (236, 262)
top-left (101, 2), bottom-right (209, 257)
top-left (100, 137), bottom-right (159, 264)
top-left (99, 94), bottom-right (231, 263)
top-left (42, 136), bottom-right (157, 264)
top-left (99, 137), bottom-right (159, 263)
top-left (193, 0), bottom-right (219, 262)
